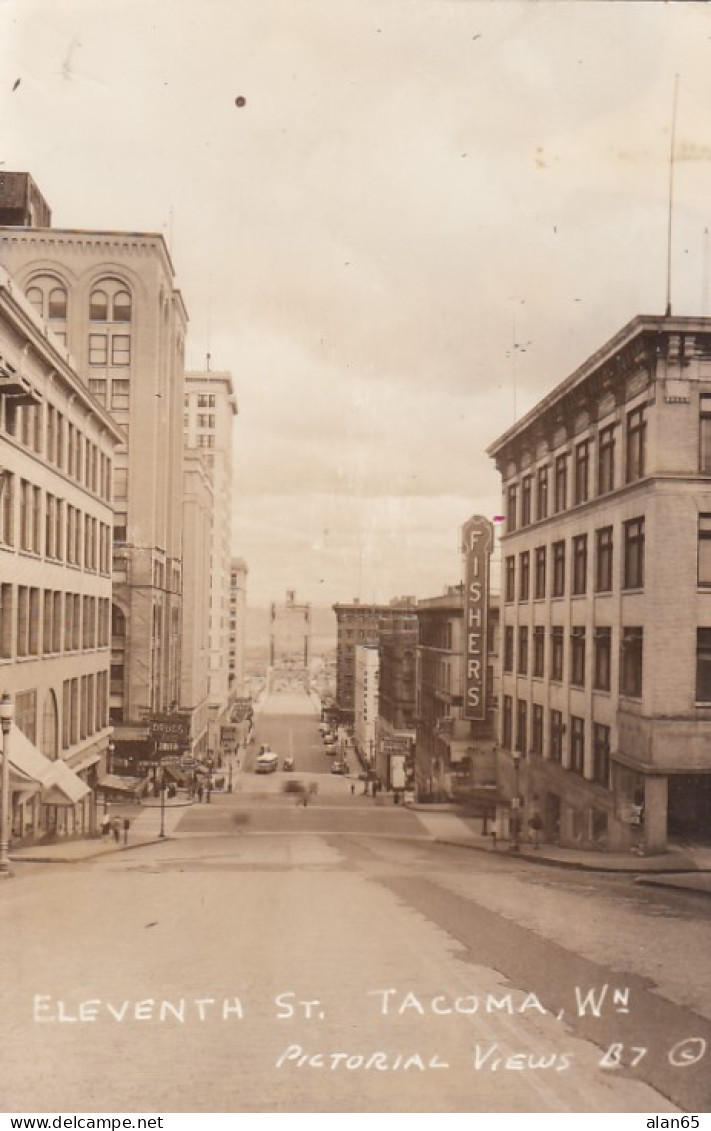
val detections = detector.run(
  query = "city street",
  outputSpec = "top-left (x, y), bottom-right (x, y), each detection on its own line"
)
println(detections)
top-left (1, 688), bottom-right (709, 1114)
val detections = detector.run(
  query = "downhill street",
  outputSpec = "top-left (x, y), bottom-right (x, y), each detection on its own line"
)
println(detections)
top-left (1, 687), bottom-right (709, 1114)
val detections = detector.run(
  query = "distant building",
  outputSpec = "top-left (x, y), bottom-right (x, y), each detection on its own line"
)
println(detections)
top-left (488, 314), bottom-right (711, 852)
top-left (228, 558), bottom-right (248, 695)
top-left (332, 597), bottom-right (418, 723)
top-left (0, 180), bottom-right (189, 769)
top-left (416, 587), bottom-right (500, 803)
top-left (0, 262), bottom-right (123, 841)
top-left (179, 451), bottom-right (212, 759)
top-left (270, 590), bottom-right (310, 667)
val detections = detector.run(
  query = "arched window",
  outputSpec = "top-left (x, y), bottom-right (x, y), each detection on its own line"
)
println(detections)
top-left (90, 289), bottom-right (108, 321)
top-left (41, 690), bottom-right (59, 761)
top-left (113, 290), bottom-right (131, 322)
top-left (111, 604), bottom-right (126, 638)
top-left (48, 287), bottom-right (67, 319)
top-left (26, 286), bottom-right (44, 316)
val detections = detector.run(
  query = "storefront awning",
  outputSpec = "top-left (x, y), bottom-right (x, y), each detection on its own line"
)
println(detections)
top-left (4, 724), bottom-right (90, 805)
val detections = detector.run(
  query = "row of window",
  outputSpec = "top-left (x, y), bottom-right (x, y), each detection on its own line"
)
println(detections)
top-left (0, 474), bottom-right (111, 572)
top-left (503, 624), bottom-right (643, 696)
top-left (62, 671), bottom-right (109, 750)
top-left (184, 394), bottom-right (216, 409)
top-left (502, 699), bottom-right (612, 788)
top-left (504, 518), bottom-right (645, 602)
top-left (506, 407), bottom-right (646, 533)
top-left (1, 399), bottom-right (112, 501)
top-left (0, 585), bottom-right (111, 660)
top-left (26, 278), bottom-right (132, 324)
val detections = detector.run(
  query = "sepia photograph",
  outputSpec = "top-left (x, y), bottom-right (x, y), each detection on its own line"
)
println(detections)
top-left (0, 0), bottom-right (710, 1118)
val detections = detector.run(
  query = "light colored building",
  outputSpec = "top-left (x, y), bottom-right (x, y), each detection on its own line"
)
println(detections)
top-left (0, 182), bottom-right (189, 768)
top-left (377, 626), bottom-right (417, 789)
top-left (270, 590), bottom-right (311, 668)
top-left (415, 588), bottom-right (499, 803)
top-left (354, 644), bottom-right (379, 769)
top-left (228, 557), bottom-right (248, 696)
top-left (0, 263), bottom-right (123, 841)
top-left (488, 314), bottom-right (711, 853)
top-left (180, 451), bottom-right (213, 759)
top-left (183, 368), bottom-right (238, 755)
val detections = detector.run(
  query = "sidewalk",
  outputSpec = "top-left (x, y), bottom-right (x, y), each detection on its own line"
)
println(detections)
top-left (409, 804), bottom-right (711, 896)
top-left (9, 796), bottom-right (191, 864)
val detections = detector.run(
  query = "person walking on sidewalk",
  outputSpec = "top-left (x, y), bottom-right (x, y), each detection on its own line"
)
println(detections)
top-left (111, 817), bottom-right (121, 844)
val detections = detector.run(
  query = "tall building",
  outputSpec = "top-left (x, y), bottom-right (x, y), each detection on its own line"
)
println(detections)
top-left (0, 176), bottom-right (189, 766)
top-left (179, 451), bottom-right (212, 759)
top-left (377, 625), bottom-right (417, 787)
top-left (0, 262), bottom-right (122, 841)
top-left (228, 558), bottom-right (248, 695)
top-left (270, 590), bottom-right (311, 667)
top-left (183, 368), bottom-right (238, 754)
top-left (332, 597), bottom-right (417, 723)
top-left (416, 587), bottom-right (499, 803)
top-left (488, 314), bottom-right (711, 853)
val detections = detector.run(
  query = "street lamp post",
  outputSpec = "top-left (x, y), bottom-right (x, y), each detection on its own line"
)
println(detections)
top-left (0, 693), bottom-right (14, 878)
top-left (158, 767), bottom-right (166, 839)
top-left (511, 751), bottom-right (521, 853)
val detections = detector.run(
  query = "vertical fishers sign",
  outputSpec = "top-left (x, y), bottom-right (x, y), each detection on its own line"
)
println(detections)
top-left (462, 515), bottom-right (494, 721)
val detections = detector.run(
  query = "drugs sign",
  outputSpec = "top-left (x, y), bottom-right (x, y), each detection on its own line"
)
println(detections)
top-left (462, 515), bottom-right (494, 722)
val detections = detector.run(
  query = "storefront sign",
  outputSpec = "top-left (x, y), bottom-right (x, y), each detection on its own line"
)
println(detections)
top-left (462, 515), bottom-right (494, 721)
top-left (148, 714), bottom-right (191, 743)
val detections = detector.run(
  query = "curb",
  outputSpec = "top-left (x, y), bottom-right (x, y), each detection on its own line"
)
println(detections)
top-left (433, 837), bottom-right (705, 875)
top-left (11, 835), bottom-right (174, 865)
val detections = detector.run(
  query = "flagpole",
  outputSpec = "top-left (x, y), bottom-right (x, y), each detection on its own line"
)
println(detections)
top-left (665, 74), bottom-right (680, 317)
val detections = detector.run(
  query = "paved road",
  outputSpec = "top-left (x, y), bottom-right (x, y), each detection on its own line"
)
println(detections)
top-left (1, 686), bottom-right (709, 1114)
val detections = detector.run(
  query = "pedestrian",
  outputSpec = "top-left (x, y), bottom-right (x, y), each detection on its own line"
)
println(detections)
top-left (528, 814), bottom-right (543, 848)
top-left (197, 783), bottom-right (204, 803)
top-left (111, 817), bottom-right (121, 844)
top-left (100, 812), bottom-right (111, 837)
top-left (350, 782), bottom-right (355, 796)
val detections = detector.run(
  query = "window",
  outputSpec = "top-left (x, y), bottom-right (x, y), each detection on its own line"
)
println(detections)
top-left (111, 379), bottom-right (130, 409)
top-left (516, 699), bottom-right (527, 753)
top-left (536, 465), bottom-right (549, 521)
top-left (570, 627), bottom-right (586, 687)
top-left (111, 335), bottom-right (130, 366)
top-left (572, 534), bottom-right (587, 595)
top-left (503, 626), bottom-right (514, 673)
top-left (623, 518), bottom-right (645, 590)
top-left (505, 556), bottom-right (515, 603)
top-left (197, 413), bottom-right (215, 429)
top-left (502, 695), bottom-right (513, 749)
top-left (534, 546), bottom-right (546, 599)
top-left (574, 440), bottom-right (589, 504)
top-left (0, 471), bottom-right (14, 546)
top-left (549, 709), bottom-right (563, 763)
top-left (550, 626), bottom-right (564, 682)
top-left (552, 540), bottom-right (566, 597)
top-left (696, 628), bottom-right (711, 702)
top-left (521, 476), bottom-right (532, 527)
top-left (593, 724), bottom-right (611, 788)
top-left (507, 484), bottom-right (518, 533)
top-left (595, 527), bottom-right (613, 592)
top-left (598, 425), bottom-right (616, 495)
top-left (518, 626), bottom-right (529, 675)
top-left (48, 287), bottom-right (67, 319)
top-left (699, 515), bottom-right (711, 586)
top-left (554, 453), bottom-right (568, 513)
top-left (531, 704), bottom-right (543, 756)
top-left (197, 394), bottom-right (216, 408)
top-left (570, 716), bottom-right (585, 775)
top-left (0, 584), bottom-right (13, 658)
top-left (593, 627), bottom-right (611, 692)
top-left (533, 626), bottom-right (545, 677)
top-left (90, 290), bottom-right (109, 321)
top-left (113, 290), bottom-right (132, 322)
top-left (89, 334), bottom-right (108, 366)
top-left (621, 627), bottom-right (643, 697)
top-left (701, 394), bottom-right (711, 473)
top-left (626, 406), bottom-right (646, 483)
top-left (519, 551), bottom-right (530, 601)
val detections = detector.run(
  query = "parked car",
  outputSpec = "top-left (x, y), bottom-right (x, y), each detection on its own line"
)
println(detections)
top-left (255, 751), bottom-right (278, 774)
top-left (330, 760), bottom-right (346, 775)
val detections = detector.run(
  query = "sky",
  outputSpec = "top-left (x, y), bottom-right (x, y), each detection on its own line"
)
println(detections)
top-left (3, 0), bottom-right (711, 607)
